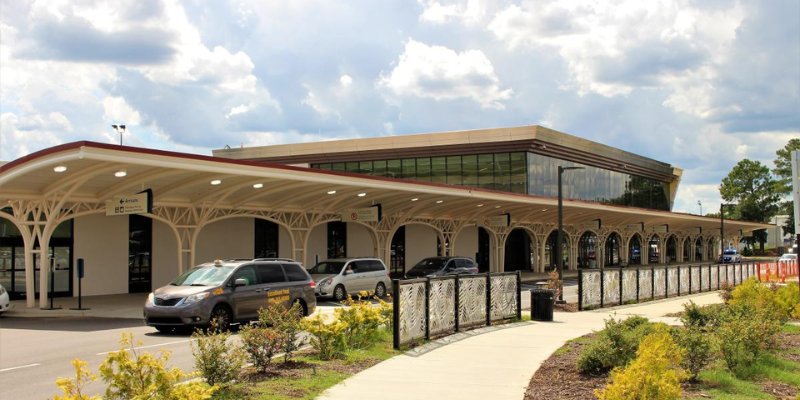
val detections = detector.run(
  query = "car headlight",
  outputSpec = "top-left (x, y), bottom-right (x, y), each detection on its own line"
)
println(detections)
top-left (0, 286), bottom-right (5, 295)
top-left (147, 292), bottom-right (154, 305)
top-left (320, 278), bottom-right (333, 286)
top-left (182, 292), bottom-right (210, 306)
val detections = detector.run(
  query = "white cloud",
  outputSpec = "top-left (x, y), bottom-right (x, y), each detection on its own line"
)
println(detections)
top-left (0, 112), bottom-right (71, 160)
top-left (378, 38), bottom-right (513, 109)
top-left (225, 104), bottom-right (253, 119)
top-left (419, 0), bottom-right (486, 25)
top-left (340, 74), bottom-right (353, 87)
top-left (102, 96), bottom-right (141, 125)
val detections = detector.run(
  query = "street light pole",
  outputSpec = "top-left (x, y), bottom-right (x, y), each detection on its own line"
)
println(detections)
top-left (557, 166), bottom-right (584, 303)
top-left (698, 200), bottom-right (702, 216)
top-left (112, 124), bottom-right (126, 145)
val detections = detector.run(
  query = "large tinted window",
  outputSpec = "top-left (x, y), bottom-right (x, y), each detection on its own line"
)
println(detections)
top-left (409, 258), bottom-right (448, 273)
top-left (282, 264), bottom-right (308, 282)
top-left (308, 262), bottom-right (345, 275)
top-left (174, 265), bottom-right (236, 286)
top-left (229, 265), bottom-right (258, 286)
top-left (257, 264), bottom-right (285, 283)
top-left (368, 260), bottom-right (386, 272)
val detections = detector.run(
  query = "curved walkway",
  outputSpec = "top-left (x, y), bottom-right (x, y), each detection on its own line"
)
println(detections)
top-left (319, 292), bottom-right (724, 400)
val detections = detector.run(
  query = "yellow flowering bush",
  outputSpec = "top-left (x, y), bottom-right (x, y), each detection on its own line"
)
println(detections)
top-left (336, 292), bottom-right (387, 349)
top-left (49, 359), bottom-right (101, 400)
top-left (302, 313), bottom-right (349, 360)
top-left (595, 327), bottom-right (687, 400)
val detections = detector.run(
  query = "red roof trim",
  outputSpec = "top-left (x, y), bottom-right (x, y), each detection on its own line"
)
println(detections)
top-left (0, 140), bottom-right (769, 227)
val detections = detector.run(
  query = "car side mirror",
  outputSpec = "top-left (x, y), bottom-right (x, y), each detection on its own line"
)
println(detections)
top-left (233, 278), bottom-right (247, 287)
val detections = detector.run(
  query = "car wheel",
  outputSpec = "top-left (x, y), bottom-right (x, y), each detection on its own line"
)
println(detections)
top-left (375, 282), bottom-right (386, 298)
top-left (210, 305), bottom-right (232, 331)
top-left (333, 285), bottom-right (347, 302)
top-left (293, 299), bottom-right (308, 318)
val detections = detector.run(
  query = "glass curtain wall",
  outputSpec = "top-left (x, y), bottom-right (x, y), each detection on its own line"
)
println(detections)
top-left (313, 152), bottom-right (528, 194)
top-left (528, 153), bottom-right (670, 211)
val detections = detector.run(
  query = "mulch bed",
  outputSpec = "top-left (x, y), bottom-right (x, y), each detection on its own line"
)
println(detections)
top-left (524, 333), bottom-right (607, 400)
top-left (554, 302), bottom-right (579, 313)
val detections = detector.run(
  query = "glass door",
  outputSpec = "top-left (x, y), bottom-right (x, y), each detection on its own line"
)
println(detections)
top-left (33, 246), bottom-right (73, 298)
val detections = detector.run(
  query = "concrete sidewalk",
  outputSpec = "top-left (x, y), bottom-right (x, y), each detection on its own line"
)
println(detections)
top-left (318, 292), bottom-right (724, 400)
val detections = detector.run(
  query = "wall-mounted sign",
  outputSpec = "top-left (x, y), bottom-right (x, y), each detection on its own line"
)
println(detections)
top-left (105, 189), bottom-right (152, 216)
top-left (342, 204), bottom-right (382, 222)
top-left (578, 219), bottom-right (601, 232)
top-left (742, 230), bottom-right (754, 237)
top-left (624, 223), bottom-right (644, 232)
top-left (479, 213), bottom-right (510, 228)
top-left (687, 227), bottom-right (702, 235)
top-left (649, 224), bottom-right (669, 233)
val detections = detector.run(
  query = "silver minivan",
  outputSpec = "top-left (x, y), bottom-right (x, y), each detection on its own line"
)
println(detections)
top-left (308, 258), bottom-right (391, 301)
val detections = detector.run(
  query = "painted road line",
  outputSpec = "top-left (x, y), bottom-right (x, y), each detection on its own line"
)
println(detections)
top-left (96, 339), bottom-right (194, 356)
top-left (0, 363), bottom-right (40, 372)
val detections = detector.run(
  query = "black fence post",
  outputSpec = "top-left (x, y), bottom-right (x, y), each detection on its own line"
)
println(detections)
top-left (454, 275), bottom-right (460, 332)
top-left (425, 278), bottom-right (431, 340)
top-left (578, 269), bottom-right (583, 311)
top-left (600, 269), bottom-right (605, 308)
top-left (516, 271), bottom-right (522, 320)
top-left (392, 279), bottom-right (400, 350)
top-left (636, 267), bottom-right (640, 303)
top-left (486, 273), bottom-right (492, 326)
top-left (618, 268), bottom-right (623, 306)
top-left (688, 265), bottom-right (692, 294)
top-left (651, 267), bottom-right (655, 301)
top-left (677, 266), bottom-right (681, 297)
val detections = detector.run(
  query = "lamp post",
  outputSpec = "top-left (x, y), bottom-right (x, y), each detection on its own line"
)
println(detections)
top-left (557, 166), bottom-right (584, 303)
top-left (698, 200), bottom-right (703, 216)
top-left (112, 124), bottom-right (126, 145)
top-left (719, 203), bottom-right (735, 257)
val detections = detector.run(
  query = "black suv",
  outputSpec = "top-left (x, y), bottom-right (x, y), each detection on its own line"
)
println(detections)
top-left (404, 257), bottom-right (479, 279)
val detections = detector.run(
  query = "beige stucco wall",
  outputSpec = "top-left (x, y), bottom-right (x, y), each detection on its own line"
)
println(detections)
top-left (346, 223), bottom-right (375, 258)
top-left (152, 219), bottom-right (179, 288)
top-left (306, 223), bottom-right (327, 267)
top-left (455, 226), bottom-right (479, 260)
top-left (405, 224), bottom-right (438, 268)
top-left (73, 214), bottom-right (128, 296)
top-left (195, 218), bottom-right (254, 264)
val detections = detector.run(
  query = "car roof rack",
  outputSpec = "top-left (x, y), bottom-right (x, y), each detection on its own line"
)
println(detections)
top-left (253, 257), bottom-right (299, 263)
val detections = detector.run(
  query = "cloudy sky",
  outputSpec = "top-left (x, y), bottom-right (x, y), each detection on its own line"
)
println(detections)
top-left (1, 0), bottom-right (798, 214)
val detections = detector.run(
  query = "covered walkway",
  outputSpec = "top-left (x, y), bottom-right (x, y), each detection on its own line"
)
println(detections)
top-left (0, 142), bottom-right (770, 308)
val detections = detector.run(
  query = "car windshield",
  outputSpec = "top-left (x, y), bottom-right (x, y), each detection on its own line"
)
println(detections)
top-left (723, 250), bottom-right (737, 255)
top-left (308, 262), bottom-right (345, 275)
top-left (409, 258), bottom-right (449, 273)
top-left (169, 265), bottom-right (236, 286)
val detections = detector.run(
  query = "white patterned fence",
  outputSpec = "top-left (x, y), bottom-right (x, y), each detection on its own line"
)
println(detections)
top-left (579, 263), bottom-right (757, 311)
top-left (394, 272), bottom-right (521, 349)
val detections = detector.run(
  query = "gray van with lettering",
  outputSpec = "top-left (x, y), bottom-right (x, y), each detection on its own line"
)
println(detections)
top-left (144, 259), bottom-right (316, 332)
top-left (309, 257), bottom-right (391, 301)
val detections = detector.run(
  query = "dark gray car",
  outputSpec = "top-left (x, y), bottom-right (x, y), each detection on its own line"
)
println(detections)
top-left (143, 259), bottom-right (316, 332)
top-left (404, 257), bottom-right (479, 279)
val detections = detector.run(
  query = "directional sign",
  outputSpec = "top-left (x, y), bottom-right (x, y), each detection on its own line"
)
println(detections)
top-left (479, 213), bottom-right (510, 228)
top-left (687, 227), bottom-right (702, 235)
top-left (624, 223), bottom-right (644, 232)
top-left (649, 225), bottom-right (669, 233)
top-left (342, 204), bottom-right (382, 222)
top-left (742, 231), bottom-right (753, 237)
top-left (578, 219), bottom-right (601, 231)
top-left (105, 189), bottom-right (152, 216)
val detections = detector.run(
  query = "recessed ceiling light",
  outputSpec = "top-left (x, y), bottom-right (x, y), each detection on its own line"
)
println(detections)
top-left (477, 204), bottom-right (483, 207)
top-left (436, 200), bottom-right (443, 204)
top-left (114, 170), bottom-right (127, 178)
top-left (411, 198), bottom-right (418, 201)
top-left (495, 205), bottom-right (501, 209)
top-left (327, 190), bottom-right (337, 195)
top-left (357, 193), bottom-right (366, 197)
top-left (53, 165), bottom-right (67, 173)
top-left (211, 180), bottom-right (222, 185)
top-left (253, 183), bottom-right (263, 189)
top-left (541, 209), bottom-right (547, 212)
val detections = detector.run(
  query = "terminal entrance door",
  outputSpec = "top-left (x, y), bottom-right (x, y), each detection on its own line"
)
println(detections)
top-left (390, 226), bottom-right (405, 279)
top-left (128, 215), bottom-right (152, 293)
top-left (477, 228), bottom-right (490, 272)
top-left (504, 229), bottom-right (531, 271)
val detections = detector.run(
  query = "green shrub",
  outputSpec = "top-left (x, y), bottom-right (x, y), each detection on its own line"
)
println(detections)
top-left (730, 278), bottom-right (788, 323)
top-left (302, 314), bottom-right (349, 360)
top-left (775, 283), bottom-right (800, 320)
top-left (672, 326), bottom-right (712, 381)
top-left (49, 359), bottom-right (101, 400)
top-left (577, 316), bottom-right (661, 373)
top-left (99, 333), bottom-right (216, 400)
top-left (595, 327), bottom-right (687, 400)
top-left (257, 302), bottom-right (306, 362)
top-left (238, 322), bottom-right (282, 373)
top-left (719, 282), bottom-right (734, 304)
top-left (337, 292), bottom-right (389, 350)
top-left (190, 321), bottom-right (243, 386)
top-left (680, 300), bottom-right (708, 328)
top-left (713, 302), bottom-right (781, 377)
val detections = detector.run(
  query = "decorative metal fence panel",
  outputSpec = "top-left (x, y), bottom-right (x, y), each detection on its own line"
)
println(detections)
top-left (397, 281), bottom-right (427, 347)
top-left (679, 266), bottom-right (690, 294)
top-left (654, 267), bottom-right (667, 298)
top-left (603, 269), bottom-right (621, 306)
top-left (459, 276), bottom-right (487, 328)
top-left (393, 272), bottom-right (521, 349)
top-left (578, 263), bottom-right (751, 311)
top-left (581, 270), bottom-right (602, 308)
top-left (711, 265), bottom-right (719, 290)
top-left (668, 268), bottom-right (679, 297)
top-left (638, 269), bottom-right (653, 300)
top-left (622, 269), bottom-right (637, 303)
top-left (490, 274), bottom-right (519, 320)
top-left (428, 278), bottom-right (456, 335)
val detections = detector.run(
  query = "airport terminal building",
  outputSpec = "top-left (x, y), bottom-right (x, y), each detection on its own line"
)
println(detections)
top-left (0, 126), bottom-right (770, 308)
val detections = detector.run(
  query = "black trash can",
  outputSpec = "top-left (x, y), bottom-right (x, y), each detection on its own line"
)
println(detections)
top-left (530, 288), bottom-right (555, 321)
